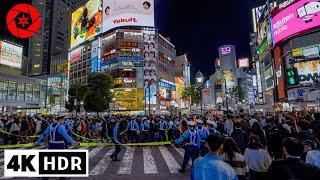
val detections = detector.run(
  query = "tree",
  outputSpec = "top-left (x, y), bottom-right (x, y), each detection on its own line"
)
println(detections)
top-left (84, 73), bottom-right (113, 113)
top-left (65, 84), bottom-right (88, 112)
top-left (235, 86), bottom-right (245, 102)
top-left (182, 85), bottom-right (201, 105)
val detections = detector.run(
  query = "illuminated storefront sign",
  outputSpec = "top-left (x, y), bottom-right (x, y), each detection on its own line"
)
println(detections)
top-left (272, 0), bottom-right (320, 45)
top-left (294, 60), bottom-right (320, 84)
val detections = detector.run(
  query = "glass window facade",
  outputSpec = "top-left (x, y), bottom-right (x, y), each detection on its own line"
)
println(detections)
top-left (0, 81), bottom-right (8, 100)
top-left (8, 82), bottom-right (17, 101)
top-left (25, 84), bottom-right (33, 101)
top-left (17, 83), bottom-right (25, 101)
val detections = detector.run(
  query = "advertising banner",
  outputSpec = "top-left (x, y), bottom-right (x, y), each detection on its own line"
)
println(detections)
top-left (145, 86), bottom-right (157, 105)
top-left (272, 0), bottom-right (320, 45)
top-left (0, 41), bottom-right (22, 68)
top-left (288, 87), bottom-right (317, 101)
top-left (292, 45), bottom-right (320, 58)
top-left (103, 0), bottom-right (155, 33)
top-left (143, 30), bottom-right (157, 88)
top-left (294, 60), bottom-right (320, 84)
top-left (70, 47), bottom-right (82, 64)
top-left (91, 40), bottom-right (101, 72)
top-left (71, 0), bottom-right (102, 48)
top-left (202, 88), bottom-right (212, 105)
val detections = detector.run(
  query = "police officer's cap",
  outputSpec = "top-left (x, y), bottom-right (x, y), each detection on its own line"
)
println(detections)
top-left (207, 120), bottom-right (215, 125)
top-left (196, 119), bottom-right (203, 124)
top-left (187, 121), bottom-right (195, 126)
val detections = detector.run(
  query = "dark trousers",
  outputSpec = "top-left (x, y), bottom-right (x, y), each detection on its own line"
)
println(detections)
top-left (249, 169), bottom-right (267, 180)
top-left (11, 131), bottom-right (19, 144)
top-left (159, 130), bottom-right (166, 142)
top-left (129, 130), bottom-right (137, 143)
top-left (181, 145), bottom-right (199, 170)
top-left (112, 143), bottom-right (121, 158)
top-left (142, 131), bottom-right (150, 142)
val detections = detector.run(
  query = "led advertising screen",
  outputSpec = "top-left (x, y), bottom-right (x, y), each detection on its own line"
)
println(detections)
top-left (103, 0), bottom-right (155, 33)
top-left (71, 0), bottom-right (102, 48)
top-left (0, 41), bottom-right (22, 68)
top-left (238, 58), bottom-right (250, 68)
top-left (272, 0), bottom-right (320, 45)
top-left (294, 60), bottom-right (320, 85)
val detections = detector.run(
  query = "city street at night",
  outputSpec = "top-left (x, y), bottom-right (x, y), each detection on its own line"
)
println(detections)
top-left (0, 0), bottom-right (320, 180)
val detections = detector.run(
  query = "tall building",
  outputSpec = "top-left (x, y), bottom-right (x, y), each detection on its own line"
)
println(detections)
top-left (28, 0), bottom-right (87, 76)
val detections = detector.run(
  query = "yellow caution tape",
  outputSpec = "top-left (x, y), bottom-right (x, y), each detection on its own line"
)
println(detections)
top-left (72, 133), bottom-right (105, 142)
top-left (80, 141), bottom-right (171, 147)
top-left (0, 143), bottom-right (33, 149)
top-left (0, 129), bottom-right (39, 138)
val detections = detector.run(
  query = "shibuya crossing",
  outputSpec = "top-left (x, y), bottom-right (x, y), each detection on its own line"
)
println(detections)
top-left (0, 0), bottom-right (320, 180)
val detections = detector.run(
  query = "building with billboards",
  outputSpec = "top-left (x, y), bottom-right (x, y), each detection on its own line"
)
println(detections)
top-left (68, 0), bottom-right (179, 114)
top-left (250, 0), bottom-right (320, 111)
top-left (0, 40), bottom-right (46, 112)
top-left (271, 0), bottom-right (320, 111)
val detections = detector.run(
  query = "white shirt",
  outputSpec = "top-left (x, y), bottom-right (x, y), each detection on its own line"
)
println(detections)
top-left (244, 148), bottom-right (272, 172)
top-left (306, 150), bottom-right (320, 169)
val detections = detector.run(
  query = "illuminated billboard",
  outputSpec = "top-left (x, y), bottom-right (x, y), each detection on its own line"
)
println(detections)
top-left (0, 41), bottom-right (22, 68)
top-left (102, 0), bottom-right (155, 33)
top-left (238, 58), bottom-right (250, 68)
top-left (272, 0), bottom-right (320, 45)
top-left (71, 0), bottom-right (102, 48)
top-left (294, 60), bottom-right (320, 85)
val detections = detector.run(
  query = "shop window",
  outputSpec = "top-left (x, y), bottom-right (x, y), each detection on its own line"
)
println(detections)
top-left (0, 81), bottom-right (8, 100)
top-left (17, 83), bottom-right (25, 101)
top-left (8, 82), bottom-right (17, 101)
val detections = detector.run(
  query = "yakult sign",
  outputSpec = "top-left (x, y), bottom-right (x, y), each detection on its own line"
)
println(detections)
top-left (272, 0), bottom-right (320, 45)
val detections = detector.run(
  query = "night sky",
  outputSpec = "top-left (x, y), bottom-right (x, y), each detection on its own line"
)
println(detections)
top-left (0, 0), bottom-right (265, 79)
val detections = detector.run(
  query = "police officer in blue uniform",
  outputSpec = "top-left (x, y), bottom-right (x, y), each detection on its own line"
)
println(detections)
top-left (173, 121), bottom-right (200, 173)
top-left (141, 117), bottom-right (150, 142)
top-left (34, 116), bottom-right (79, 149)
top-left (172, 117), bottom-right (180, 140)
top-left (158, 117), bottom-right (168, 142)
top-left (196, 119), bottom-right (207, 156)
top-left (201, 120), bottom-right (221, 156)
top-left (110, 120), bottom-right (121, 161)
top-left (126, 117), bottom-right (139, 143)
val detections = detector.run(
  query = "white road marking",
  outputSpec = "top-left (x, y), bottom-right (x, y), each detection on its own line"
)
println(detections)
top-left (143, 147), bottom-right (158, 174)
top-left (117, 148), bottom-right (135, 174)
top-left (90, 148), bottom-right (114, 175)
top-left (89, 147), bottom-right (103, 159)
top-left (174, 147), bottom-right (192, 167)
top-left (159, 146), bottom-right (180, 173)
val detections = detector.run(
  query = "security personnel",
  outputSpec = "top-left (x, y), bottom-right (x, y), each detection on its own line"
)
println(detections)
top-left (141, 117), bottom-right (150, 142)
top-left (127, 117), bottom-right (139, 143)
top-left (174, 121), bottom-right (200, 173)
top-left (34, 116), bottom-right (78, 149)
top-left (172, 117), bottom-right (180, 140)
top-left (202, 120), bottom-right (221, 155)
top-left (196, 119), bottom-right (207, 156)
top-left (110, 120), bottom-right (121, 161)
top-left (158, 117), bottom-right (168, 142)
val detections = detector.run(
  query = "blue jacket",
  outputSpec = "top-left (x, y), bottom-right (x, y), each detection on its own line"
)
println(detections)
top-left (191, 153), bottom-right (238, 180)
top-left (127, 120), bottom-right (139, 131)
top-left (112, 126), bottom-right (120, 143)
top-left (174, 128), bottom-right (200, 148)
top-left (158, 121), bottom-right (167, 130)
top-left (197, 126), bottom-right (207, 141)
top-left (36, 123), bottom-right (75, 145)
top-left (141, 121), bottom-right (150, 131)
top-left (64, 120), bottom-right (73, 133)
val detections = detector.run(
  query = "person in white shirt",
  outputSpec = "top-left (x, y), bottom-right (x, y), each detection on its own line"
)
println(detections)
top-left (244, 135), bottom-right (272, 180)
top-left (306, 126), bottom-right (320, 169)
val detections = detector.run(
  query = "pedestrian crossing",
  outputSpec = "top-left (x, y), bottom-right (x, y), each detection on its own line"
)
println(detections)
top-left (0, 145), bottom-right (192, 178)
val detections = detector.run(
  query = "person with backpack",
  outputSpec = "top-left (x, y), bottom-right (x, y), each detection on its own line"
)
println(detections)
top-left (232, 121), bottom-right (248, 153)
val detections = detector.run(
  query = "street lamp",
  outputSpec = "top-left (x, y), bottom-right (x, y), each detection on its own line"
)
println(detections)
top-left (196, 70), bottom-right (204, 115)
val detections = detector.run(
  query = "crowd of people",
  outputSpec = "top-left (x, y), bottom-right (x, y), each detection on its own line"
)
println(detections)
top-left (0, 110), bottom-right (320, 179)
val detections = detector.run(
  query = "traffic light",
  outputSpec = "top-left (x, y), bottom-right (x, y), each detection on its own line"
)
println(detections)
top-left (286, 67), bottom-right (299, 86)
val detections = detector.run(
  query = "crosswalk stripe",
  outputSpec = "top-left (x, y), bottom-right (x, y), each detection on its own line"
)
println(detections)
top-left (90, 148), bottom-right (114, 175)
top-left (143, 147), bottom-right (158, 174)
top-left (159, 146), bottom-right (180, 173)
top-left (118, 148), bottom-right (135, 174)
top-left (89, 147), bottom-right (103, 159)
top-left (174, 147), bottom-right (192, 167)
